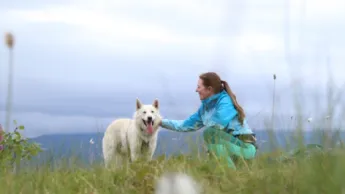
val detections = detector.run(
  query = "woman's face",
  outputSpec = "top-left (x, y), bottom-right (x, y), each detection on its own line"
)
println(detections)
top-left (196, 79), bottom-right (213, 100)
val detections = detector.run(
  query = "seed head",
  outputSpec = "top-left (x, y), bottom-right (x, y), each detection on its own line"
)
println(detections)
top-left (273, 74), bottom-right (276, 80)
top-left (5, 32), bottom-right (14, 49)
top-left (307, 117), bottom-right (313, 123)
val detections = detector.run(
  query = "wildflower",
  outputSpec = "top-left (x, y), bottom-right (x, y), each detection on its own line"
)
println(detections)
top-left (89, 138), bottom-right (94, 144)
top-left (307, 117), bottom-right (313, 123)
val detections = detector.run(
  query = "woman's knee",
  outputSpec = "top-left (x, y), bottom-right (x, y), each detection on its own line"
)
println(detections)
top-left (223, 142), bottom-right (257, 160)
top-left (236, 144), bottom-right (257, 160)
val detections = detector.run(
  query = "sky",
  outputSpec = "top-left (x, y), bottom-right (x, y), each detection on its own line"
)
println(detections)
top-left (0, 0), bottom-right (344, 137)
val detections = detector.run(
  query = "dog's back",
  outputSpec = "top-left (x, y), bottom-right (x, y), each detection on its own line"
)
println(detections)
top-left (102, 118), bottom-right (133, 167)
top-left (103, 118), bottom-right (133, 143)
top-left (154, 172), bottom-right (201, 194)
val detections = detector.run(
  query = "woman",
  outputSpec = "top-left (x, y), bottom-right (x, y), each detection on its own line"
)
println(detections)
top-left (159, 72), bottom-right (257, 169)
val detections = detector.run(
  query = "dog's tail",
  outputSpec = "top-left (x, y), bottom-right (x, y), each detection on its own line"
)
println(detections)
top-left (154, 172), bottom-right (201, 194)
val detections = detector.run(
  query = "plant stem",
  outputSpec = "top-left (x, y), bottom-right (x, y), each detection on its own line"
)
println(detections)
top-left (5, 48), bottom-right (14, 132)
top-left (272, 78), bottom-right (276, 130)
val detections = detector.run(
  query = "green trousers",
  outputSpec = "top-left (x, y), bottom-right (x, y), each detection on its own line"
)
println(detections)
top-left (203, 127), bottom-right (257, 169)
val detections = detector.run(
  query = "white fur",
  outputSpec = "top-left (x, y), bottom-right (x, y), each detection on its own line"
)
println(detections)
top-left (154, 172), bottom-right (201, 194)
top-left (102, 98), bottom-right (162, 168)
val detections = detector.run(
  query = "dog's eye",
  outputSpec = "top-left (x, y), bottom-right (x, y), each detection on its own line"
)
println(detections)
top-left (143, 111), bottom-right (146, 114)
top-left (151, 110), bottom-right (154, 113)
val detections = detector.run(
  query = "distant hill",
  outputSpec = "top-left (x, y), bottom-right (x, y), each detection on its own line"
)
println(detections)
top-left (26, 129), bottom-right (344, 167)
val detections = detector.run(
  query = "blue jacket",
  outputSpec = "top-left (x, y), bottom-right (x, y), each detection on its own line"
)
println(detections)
top-left (161, 90), bottom-right (254, 135)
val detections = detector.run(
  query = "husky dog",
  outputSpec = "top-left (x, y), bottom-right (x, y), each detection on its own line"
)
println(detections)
top-left (154, 172), bottom-right (201, 194)
top-left (102, 98), bottom-right (162, 168)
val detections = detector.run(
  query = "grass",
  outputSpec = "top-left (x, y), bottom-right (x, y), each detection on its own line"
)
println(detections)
top-left (2, 32), bottom-right (345, 194)
top-left (1, 137), bottom-right (345, 194)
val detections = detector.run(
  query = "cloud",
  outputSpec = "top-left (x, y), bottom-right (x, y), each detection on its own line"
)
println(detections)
top-left (1, 73), bottom-right (343, 137)
top-left (1, 0), bottom-right (286, 55)
top-left (3, 4), bottom-right (221, 56)
top-left (0, 0), bottom-right (344, 136)
top-left (7, 7), bottom-right (212, 44)
top-left (302, 0), bottom-right (345, 21)
top-left (0, 110), bottom-right (112, 138)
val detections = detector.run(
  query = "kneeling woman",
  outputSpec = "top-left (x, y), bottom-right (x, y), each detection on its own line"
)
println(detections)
top-left (159, 72), bottom-right (257, 169)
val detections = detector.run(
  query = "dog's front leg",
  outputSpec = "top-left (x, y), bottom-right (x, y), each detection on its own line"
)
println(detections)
top-left (129, 139), bottom-right (140, 162)
top-left (130, 150), bottom-right (138, 162)
top-left (147, 140), bottom-right (157, 161)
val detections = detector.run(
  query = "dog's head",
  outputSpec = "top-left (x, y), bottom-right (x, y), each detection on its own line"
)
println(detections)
top-left (135, 98), bottom-right (162, 135)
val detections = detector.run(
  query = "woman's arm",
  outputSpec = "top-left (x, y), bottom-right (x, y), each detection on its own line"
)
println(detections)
top-left (160, 109), bottom-right (204, 132)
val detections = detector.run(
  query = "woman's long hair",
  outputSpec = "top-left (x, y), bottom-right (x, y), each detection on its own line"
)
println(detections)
top-left (199, 72), bottom-right (246, 125)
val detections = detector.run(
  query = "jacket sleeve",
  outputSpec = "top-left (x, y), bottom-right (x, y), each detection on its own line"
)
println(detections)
top-left (161, 108), bottom-right (204, 132)
top-left (211, 96), bottom-right (238, 130)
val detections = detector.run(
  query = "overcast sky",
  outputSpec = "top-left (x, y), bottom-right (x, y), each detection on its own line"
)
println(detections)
top-left (0, 0), bottom-right (344, 137)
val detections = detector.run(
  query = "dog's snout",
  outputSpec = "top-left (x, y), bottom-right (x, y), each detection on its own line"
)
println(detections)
top-left (147, 116), bottom-right (153, 121)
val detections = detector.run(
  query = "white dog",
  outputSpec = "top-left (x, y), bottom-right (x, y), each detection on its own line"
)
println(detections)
top-left (102, 98), bottom-right (162, 168)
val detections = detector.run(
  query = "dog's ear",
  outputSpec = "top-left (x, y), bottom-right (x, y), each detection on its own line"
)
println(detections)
top-left (152, 99), bottom-right (159, 109)
top-left (136, 98), bottom-right (142, 110)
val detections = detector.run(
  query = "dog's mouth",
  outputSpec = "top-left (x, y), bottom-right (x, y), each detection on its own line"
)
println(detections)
top-left (142, 119), bottom-right (154, 126)
top-left (142, 119), bottom-right (154, 134)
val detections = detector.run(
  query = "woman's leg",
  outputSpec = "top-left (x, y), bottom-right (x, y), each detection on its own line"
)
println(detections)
top-left (206, 143), bottom-right (237, 168)
top-left (203, 127), bottom-right (257, 168)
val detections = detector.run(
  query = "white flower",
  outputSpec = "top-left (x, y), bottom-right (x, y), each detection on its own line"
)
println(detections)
top-left (307, 117), bottom-right (313, 123)
top-left (155, 172), bottom-right (201, 194)
top-left (89, 138), bottom-right (94, 144)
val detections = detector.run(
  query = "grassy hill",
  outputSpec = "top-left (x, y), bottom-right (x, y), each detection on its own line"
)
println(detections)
top-left (1, 130), bottom-right (345, 194)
